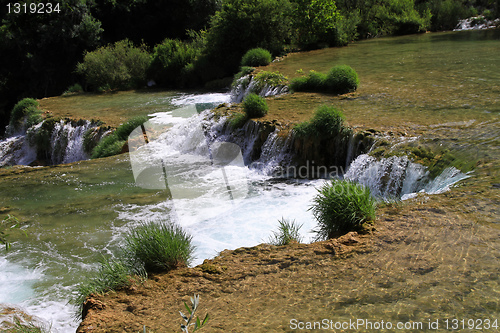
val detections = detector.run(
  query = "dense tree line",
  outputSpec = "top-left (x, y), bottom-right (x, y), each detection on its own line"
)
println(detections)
top-left (1, 0), bottom-right (498, 134)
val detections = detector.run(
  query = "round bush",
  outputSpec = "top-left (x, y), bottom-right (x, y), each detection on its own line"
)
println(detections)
top-left (241, 48), bottom-right (272, 67)
top-left (325, 65), bottom-right (359, 94)
top-left (311, 179), bottom-right (376, 239)
top-left (243, 93), bottom-right (268, 118)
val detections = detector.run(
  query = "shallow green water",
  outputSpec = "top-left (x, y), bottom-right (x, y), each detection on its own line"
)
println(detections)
top-left (0, 30), bottom-right (499, 332)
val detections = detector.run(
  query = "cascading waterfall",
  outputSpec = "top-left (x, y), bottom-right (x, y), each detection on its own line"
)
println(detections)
top-left (231, 75), bottom-right (289, 103)
top-left (49, 120), bottom-right (95, 164)
top-left (344, 154), bottom-right (470, 199)
top-left (0, 119), bottom-right (100, 166)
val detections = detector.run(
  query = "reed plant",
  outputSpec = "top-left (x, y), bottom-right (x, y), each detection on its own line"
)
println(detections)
top-left (294, 105), bottom-right (350, 138)
top-left (240, 48), bottom-right (272, 67)
top-left (311, 179), bottom-right (376, 239)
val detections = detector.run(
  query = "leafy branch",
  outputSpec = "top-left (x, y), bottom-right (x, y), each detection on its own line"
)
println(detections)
top-left (179, 294), bottom-right (209, 333)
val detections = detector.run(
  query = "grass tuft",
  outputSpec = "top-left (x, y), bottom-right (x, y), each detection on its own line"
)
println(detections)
top-left (268, 218), bottom-right (303, 246)
top-left (311, 179), bottom-right (376, 239)
top-left (123, 221), bottom-right (195, 273)
top-left (294, 105), bottom-right (349, 138)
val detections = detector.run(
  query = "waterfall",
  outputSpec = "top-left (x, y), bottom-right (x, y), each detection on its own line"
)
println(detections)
top-left (345, 154), bottom-right (469, 199)
top-left (49, 120), bottom-right (94, 164)
top-left (0, 119), bottom-right (100, 166)
top-left (230, 75), bottom-right (289, 103)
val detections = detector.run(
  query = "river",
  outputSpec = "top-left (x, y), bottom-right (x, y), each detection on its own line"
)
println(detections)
top-left (0, 29), bottom-right (499, 332)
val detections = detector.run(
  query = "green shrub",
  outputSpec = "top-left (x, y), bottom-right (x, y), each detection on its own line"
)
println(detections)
top-left (63, 83), bottom-right (84, 95)
top-left (294, 105), bottom-right (348, 138)
top-left (123, 221), bottom-right (195, 273)
top-left (91, 116), bottom-right (148, 159)
top-left (76, 39), bottom-right (151, 91)
top-left (311, 179), bottom-right (376, 239)
top-left (241, 48), bottom-right (272, 67)
top-left (149, 39), bottom-right (199, 87)
top-left (268, 218), bottom-right (303, 246)
top-left (325, 65), bottom-right (360, 94)
top-left (290, 66), bottom-right (359, 94)
top-left (9, 98), bottom-right (41, 131)
top-left (203, 0), bottom-right (292, 77)
top-left (243, 93), bottom-right (268, 118)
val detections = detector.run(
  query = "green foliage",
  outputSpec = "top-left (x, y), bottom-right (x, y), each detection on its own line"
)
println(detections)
top-left (422, 0), bottom-right (475, 31)
top-left (290, 66), bottom-right (359, 94)
top-left (124, 221), bottom-right (195, 273)
top-left (254, 71), bottom-right (289, 87)
top-left (90, 134), bottom-right (125, 159)
top-left (74, 220), bottom-right (194, 319)
top-left (91, 116), bottom-right (148, 159)
top-left (76, 40), bottom-right (151, 91)
top-left (325, 65), bottom-right (360, 94)
top-left (354, 0), bottom-right (431, 37)
top-left (7, 317), bottom-right (50, 333)
top-left (291, 0), bottom-right (350, 48)
top-left (294, 105), bottom-right (349, 138)
top-left (311, 179), bottom-right (376, 239)
top-left (114, 116), bottom-right (149, 141)
top-left (232, 66), bottom-right (256, 87)
top-left (241, 48), bottom-right (273, 67)
top-left (268, 218), bottom-right (303, 246)
top-left (290, 70), bottom-right (328, 92)
top-left (180, 294), bottom-right (210, 333)
top-left (63, 83), bottom-right (84, 95)
top-left (203, 0), bottom-right (293, 77)
top-left (242, 94), bottom-right (269, 118)
top-left (0, 215), bottom-right (26, 251)
top-left (9, 98), bottom-right (41, 131)
top-left (228, 113), bottom-right (248, 129)
top-left (74, 255), bottom-right (146, 317)
top-left (149, 39), bottom-right (200, 87)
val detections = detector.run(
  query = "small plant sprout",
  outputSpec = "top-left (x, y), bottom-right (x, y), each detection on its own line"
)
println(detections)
top-left (0, 215), bottom-right (26, 251)
top-left (179, 294), bottom-right (209, 333)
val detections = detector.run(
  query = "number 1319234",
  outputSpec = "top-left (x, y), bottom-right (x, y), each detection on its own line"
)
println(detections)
top-left (7, 3), bottom-right (61, 14)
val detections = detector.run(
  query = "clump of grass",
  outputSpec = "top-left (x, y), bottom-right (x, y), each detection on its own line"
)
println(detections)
top-left (9, 98), bottom-right (42, 132)
top-left (91, 115), bottom-right (148, 158)
top-left (74, 255), bottom-right (146, 318)
top-left (124, 221), bottom-right (195, 273)
top-left (294, 105), bottom-right (350, 138)
top-left (290, 65), bottom-right (359, 95)
top-left (242, 93), bottom-right (268, 118)
top-left (74, 220), bottom-right (194, 319)
top-left (228, 112), bottom-right (248, 129)
top-left (268, 218), bottom-right (303, 246)
top-left (311, 179), bottom-right (376, 239)
top-left (289, 70), bottom-right (327, 92)
top-left (240, 48), bottom-right (272, 67)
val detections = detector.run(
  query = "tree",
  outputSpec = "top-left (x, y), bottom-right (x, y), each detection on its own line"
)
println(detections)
top-left (202, 0), bottom-right (293, 78)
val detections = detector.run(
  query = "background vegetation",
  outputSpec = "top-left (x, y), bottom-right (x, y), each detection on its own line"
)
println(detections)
top-left (1, 0), bottom-right (498, 134)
